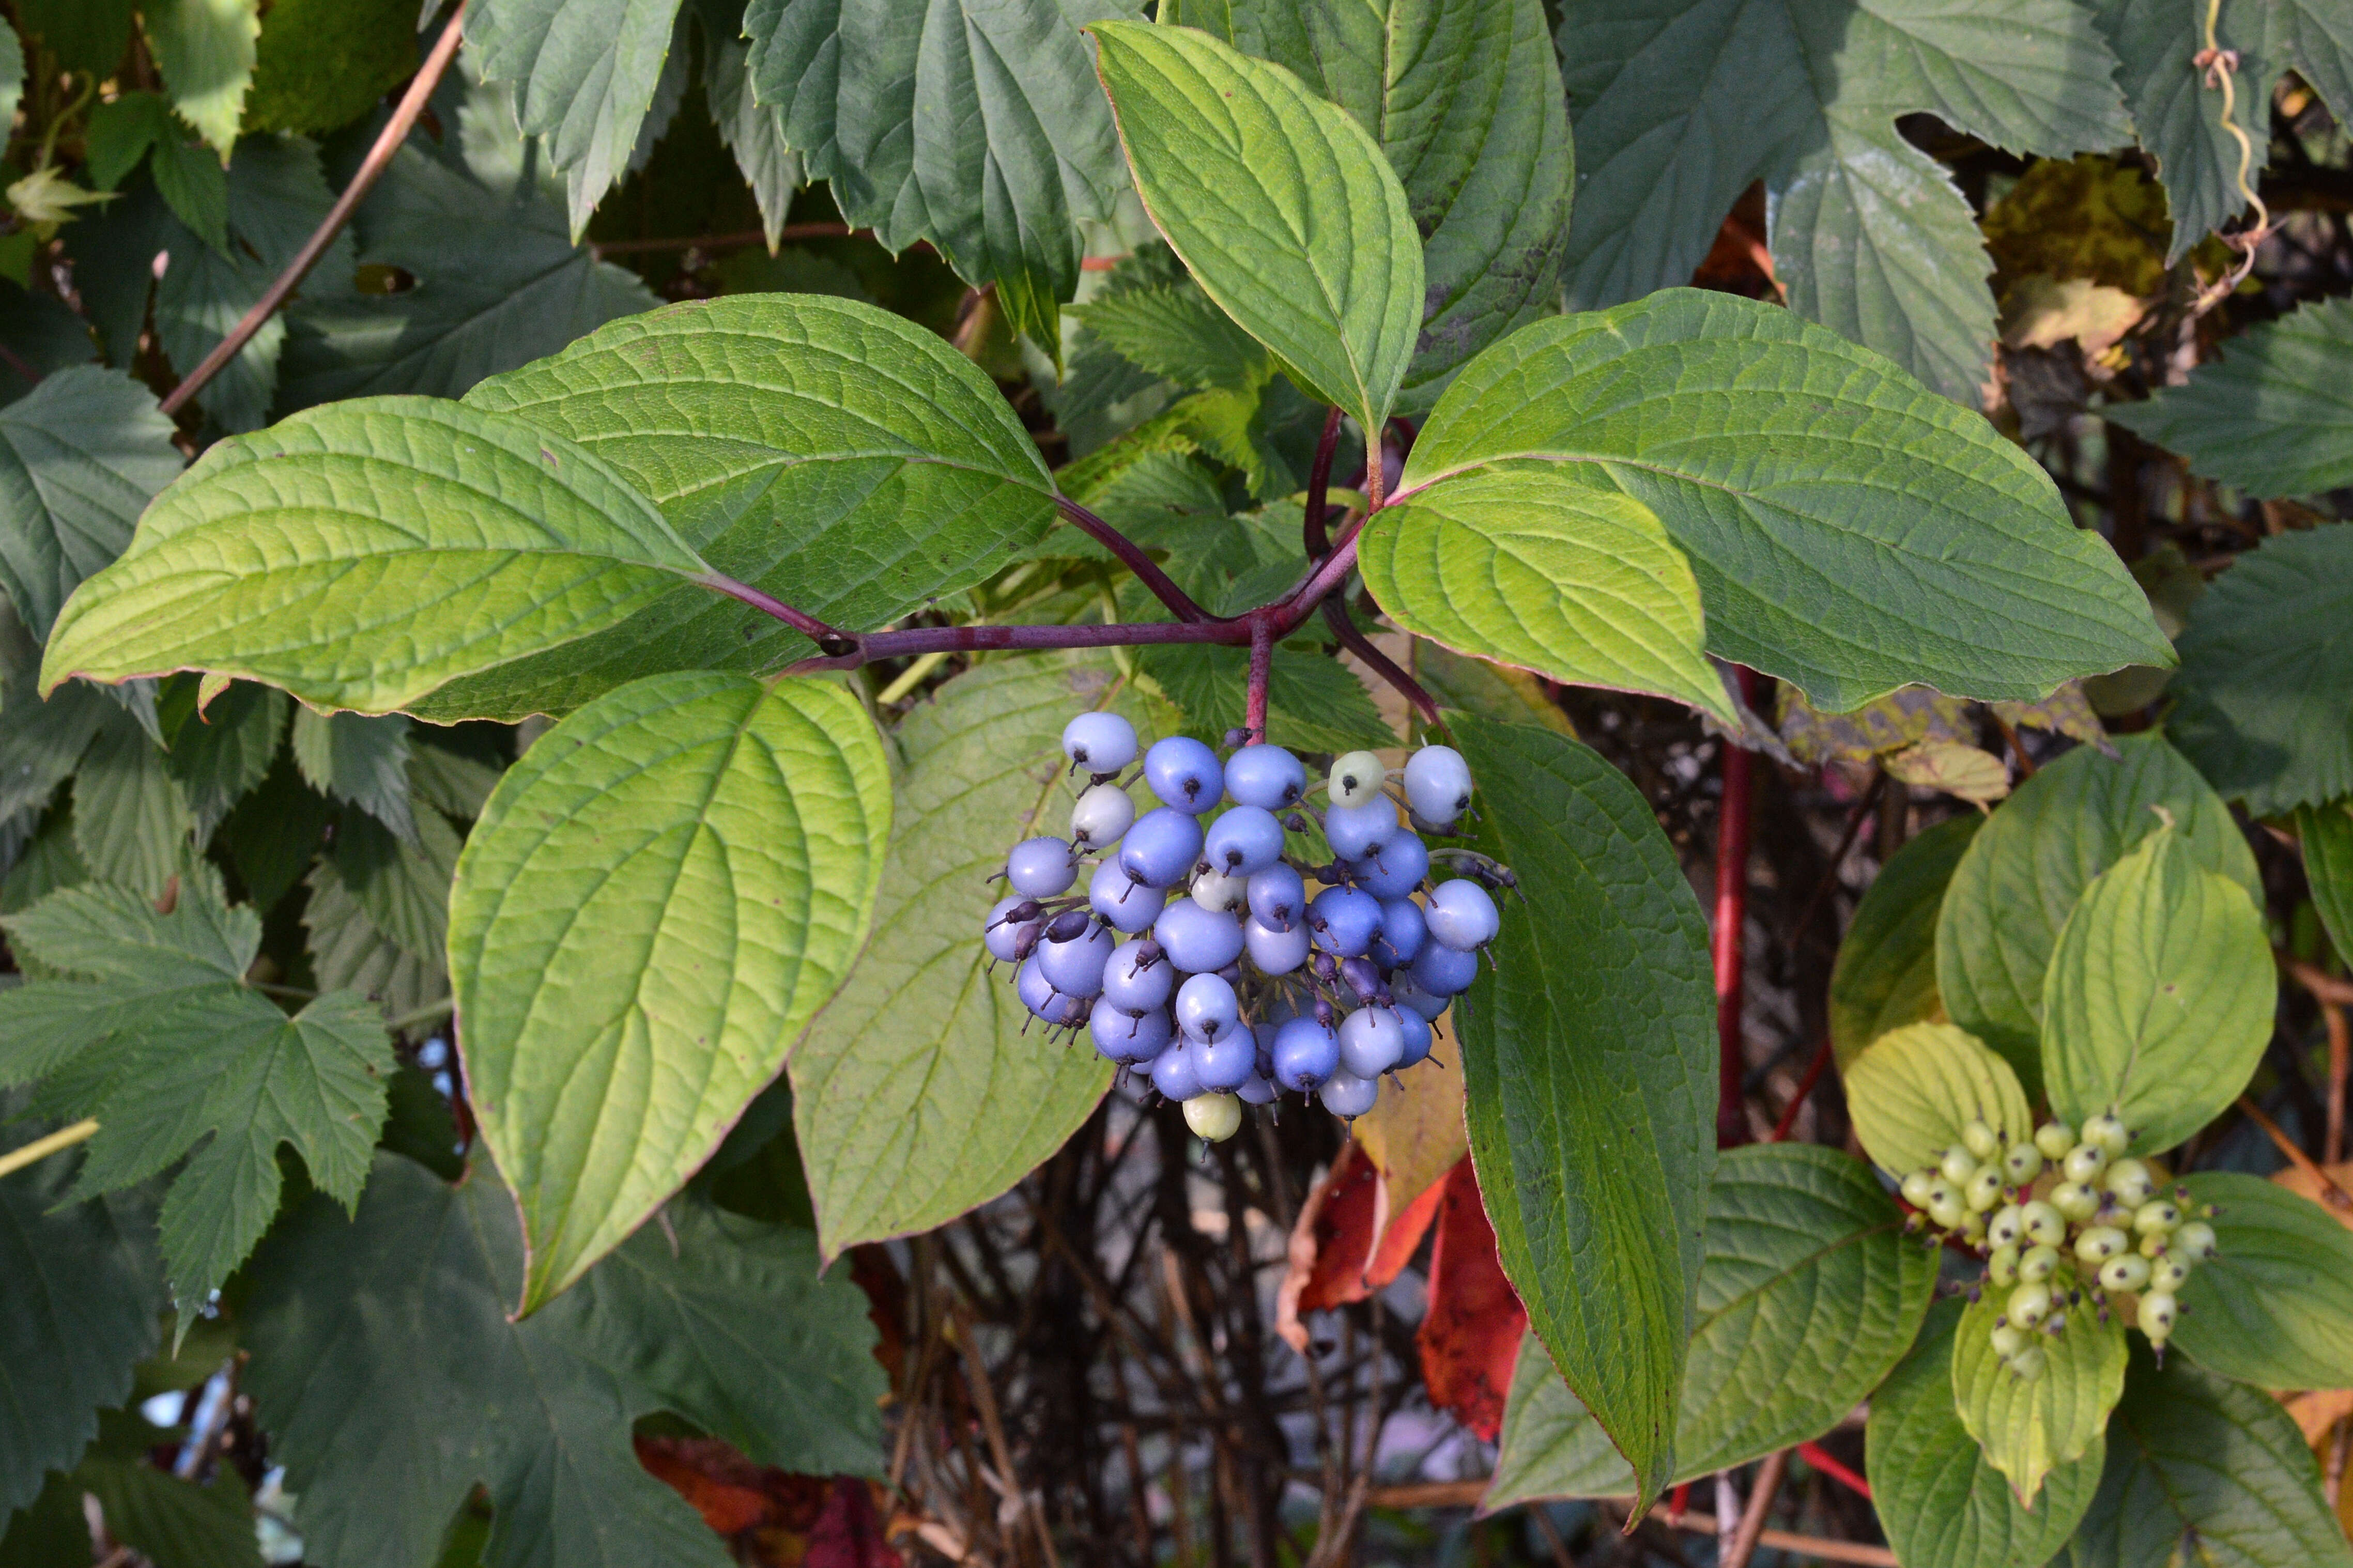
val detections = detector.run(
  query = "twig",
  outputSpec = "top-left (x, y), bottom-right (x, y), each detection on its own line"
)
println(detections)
top-left (160, 3), bottom-right (470, 417)
top-left (1321, 596), bottom-right (1439, 725)
top-left (1797, 1440), bottom-right (1872, 1501)
top-left (1055, 494), bottom-right (1212, 624)
top-left (2237, 1095), bottom-right (2353, 1210)
top-left (1722, 1450), bottom-right (1789, 1568)
top-left (2284, 950), bottom-right (2353, 1008)
top-left (952, 1303), bottom-right (1058, 1568)
top-left (697, 572), bottom-right (855, 651)
top-left (1716, 665), bottom-right (1760, 1147)
top-left (1641, 1506), bottom-right (1897, 1567)
top-left (1303, 408), bottom-right (1344, 559)
top-left (1245, 617), bottom-right (1273, 741)
top-left (1770, 1042), bottom-right (1833, 1143)
top-left (0, 1119), bottom-right (99, 1179)
top-left (2326, 997), bottom-right (2348, 1168)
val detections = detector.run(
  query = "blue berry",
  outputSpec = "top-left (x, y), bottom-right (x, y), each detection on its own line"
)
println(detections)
top-left (1324, 797), bottom-right (1397, 862)
top-left (1090, 1004), bottom-right (1171, 1063)
top-left (1236, 1074), bottom-right (1279, 1105)
top-left (983, 895), bottom-right (1032, 963)
top-left (1017, 957), bottom-right (1086, 1027)
top-left (1411, 939), bottom-right (1480, 998)
top-left (1069, 782), bottom-right (1135, 848)
top-left (1175, 973), bottom-right (1241, 1043)
top-left (1101, 939), bottom-right (1172, 1012)
top-left (1394, 1007), bottom-right (1434, 1069)
top-left (1308, 886), bottom-right (1382, 957)
top-left (1391, 971), bottom-right (1449, 1021)
top-left (1006, 837), bottom-right (1077, 897)
top-left (1245, 916), bottom-right (1309, 975)
top-left (1204, 806), bottom-right (1285, 876)
top-left (1118, 807), bottom-right (1204, 888)
top-left (1037, 921), bottom-right (1114, 997)
top-left (1319, 1069), bottom-right (1378, 1118)
top-left (1089, 863), bottom-right (1168, 934)
top-left (1426, 879), bottom-right (1500, 951)
top-left (1246, 864), bottom-right (1306, 931)
top-left (1370, 897), bottom-right (1427, 968)
top-left (1337, 1006), bottom-right (1406, 1077)
top-left (1145, 736), bottom-right (1224, 814)
top-left (1192, 1028), bottom-right (1257, 1091)
top-left (1063, 712), bottom-right (1138, 774)
top-left (1271, 1016), bottom-right (1340, 1092)
top-left (1224, 745), bottom-right (1305, 810)
top-left (1154, 898), bottom-right (1245, 974)
top-left (1351, 831), bottom-right (1427, 898)
top-left (1150, 1039), bottom-right (1204, 1101)
top-left (1403, 746), bottom-right (1472, 827)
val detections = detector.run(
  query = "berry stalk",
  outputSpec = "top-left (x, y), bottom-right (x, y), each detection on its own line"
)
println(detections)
top-left (1715, 664), bottom-right (1759, 1147)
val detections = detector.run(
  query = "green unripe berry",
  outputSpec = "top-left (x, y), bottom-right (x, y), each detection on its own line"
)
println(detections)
top-left (1960, 1209), bottom-right (1990, 1243)
top-left (2008, 1281), bottom-right (2054, 1329)
top-left (2174, 1221), bottom-right (2218, 1260)
top-left (2098, 1254), bottom-right (2152, 1293)
top-left (2075, 1226), bottom-right (2129, 1264)
top-left (1328, 752), bottom-right (1386, 809)
top-left (2084, 1112), bottom-right (2132, 1156)
top-left (2139, 1290), bottom-right (2178, 1341)
top-left (2020, 1201), bottom-right (2066, 1248)
top-left (1900, 1169), bottom-right (1938, 1209)
top-left (2103, 1158), bottom-right (2156, 1207)
top-left (2018, 1244), bottom-right (2061, 1282)
top-left (1191, 866), bottom-right (1248, 913)
top-left (1183, 1092), bottom-right (1242, 1142)
top-left (2052, 1181), bottom-right (2101, 1222)
top-left (2035, 1121), bottom-right (2077, 1161)
top-left (1963, 1119), bottom-right (2002, 1160)
top-left (1965, 1167), bottom-right (2006, 1213)
top-left (2140, 1231), bottom-right (2172, 1259)
top-left (1990, 1324), bottom-right (2027, 1358)
top-left (2002, 1142), bottom-right (2045, 1184)
top-left (1929, 1192), bottom-right (1967, 1232)
top-left (2009, 1346), bottom-right (2048, 1381)
top-left (2133, 1199), bottom-right (2182, 1235)
top-left (2063, 1143), bottom-right (2110, 1184)
top-left (2149, 1256), bottom-right (2192, 1293)
top-left (1941, 1145), bottom-right (1981, 1185)
top-left (1988, 1245), bottom-right (2020, 1286)
top-left (1987, 1205), bottom-right (2026, 1250)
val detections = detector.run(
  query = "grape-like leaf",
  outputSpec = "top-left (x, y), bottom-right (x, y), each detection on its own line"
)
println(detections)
top-left (0, 367), bottom-right (181, 641)
top-left (2303, 801), bottom-right (2353, 967)
top-left (1844, 1021), bottom-right (2034, 1181)
top-left (2171, 1173), bottom-right (2353, 1391)
top-left (1828, 814), bottom-right (1978, 1068)
top-left (2109, 298), bottom-right (2353, 498)
top-left (1952, 1265), bottom-right (2127, 1505)
top-left (451, 672), bottom-right (889, 1311)
top-left (291, 709), bottom-right (417, 847)
top-left (71, 717), bottom-right (195, 899)
top-left (163, 680), bottom-right (288, 842)
top-left (1396, 290), bottom-right (2171, 712)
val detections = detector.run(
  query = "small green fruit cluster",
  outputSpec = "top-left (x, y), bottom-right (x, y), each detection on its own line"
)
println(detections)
top-left (1897, 1111), bottom-right (2220, 1377)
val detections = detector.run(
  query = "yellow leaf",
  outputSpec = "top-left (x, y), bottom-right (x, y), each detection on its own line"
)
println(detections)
top-left (1884, 741), bottom-right (2010, 804)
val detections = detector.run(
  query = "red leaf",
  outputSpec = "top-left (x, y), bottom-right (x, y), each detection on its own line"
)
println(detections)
top-left (1298, 1140), bottom-right (1380, 1312)
top-left (1417, 1158), bottom-right (1525, 1441)
top-left (1364, 1167), bottom-right (1445, 1292)
top-left (634, 1436), bottom-right (902, 1566)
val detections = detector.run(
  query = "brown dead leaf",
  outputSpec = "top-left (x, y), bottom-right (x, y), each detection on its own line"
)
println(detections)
top-left (2000, 275), bottom-right (2145, 355)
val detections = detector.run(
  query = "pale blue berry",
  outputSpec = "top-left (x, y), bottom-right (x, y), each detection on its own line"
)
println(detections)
top-left (1089, 863), bottom-right (1167, 934)
top-left (1090, 1004), bottom-right (1170, 1063)
top-left (1324, 797), bottom-right (1397, 862)
top-left (1145, 736), bottom-right (1224, 814)
top-left (1403, 746), bottom-right (1472, 827)
top-left (1308, 887), bottom-right (1382, 957)
top-left (1118, 807), bottom-right (1204, 889)
top-left (1175, 973), bottom-right (1241, 1043)
top-left (1337, 1006), bottom-right (1406, 1078)
top-left (1205, 806), bottom-right (1285, 876)
top-left (1038, 921), bottom-right (1114, 997)
top-left (1150, 1039), bottom-right (1204, 1101)
top-left (1319, 1069), bottom-right (1378, 1118)
top-left (1224, 745), bottom-right (1305, 810)
top-left (1193, 1029), bottom-right (1257, 1092)
top-left (1351, 831), bottom-right (1427, 898)
top-left (1271, 1016), bottom-right (1339, 1092)
top-left (1426, 879), bottom-right (1500, 951)
top-left (1410, 939), bottom-right (1480, 998)
top-left (1245, 916), bottom-right (1309, 975)
top-left (1101, 939), bottom-right (1173, 1012)
top-left (1006, 837), bottom-right (1077, 897)
top-left (1370, 897), bottom-right (1427, 969)
top-left (1154, 898), bottom-right (1245, 974)
top-left (1062, 712), bottom-right (1137, 774)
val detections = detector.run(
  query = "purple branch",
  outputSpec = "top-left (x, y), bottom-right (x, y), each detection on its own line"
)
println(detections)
top-left (1302, 407), bottom-right (1343, 560)
top-left (1244, 618), bottom-right (1274, 741)
top-left (697, 573), bottom-right (855, 653)
top-left (1054, 494), bottom-right (1214, 624)
top-left (1322, 595), bottom-right (1438, 725)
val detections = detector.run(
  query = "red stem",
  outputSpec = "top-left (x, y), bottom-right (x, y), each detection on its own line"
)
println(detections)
top-left (1244, 618), bottom-right (1273, 741)
top-left (1303, 407), bottom-right (1343, 559)
top-left (1055, 494), bottom-right (1213, 623)
top-left (161, 3), bottom-right (470, 417)
top-left (1769, 1038), bottom-right (1834, 1143)
top-left (1796, 1441), bottom-right (1871, 1501)
top-left (698, 572), bottom-right (853, 650)
top-left (1715, 665), bottom-right (1759, 1148)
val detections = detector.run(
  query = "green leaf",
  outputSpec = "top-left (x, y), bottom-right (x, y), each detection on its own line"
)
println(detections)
top-left (1935, 734), bottom-right (2258, 1098)
top-left (2164, 524), bottom-right (2353, 818)
top-left (1396, 290), bottom-right (2171, 711)
top-left (0, 679), bottom-right (110, 827)
top-left (41, 396), bottom-right (715, 717)
top-left (790, 660), bottom-right (1140, 1256)
top-left (1451, 713), bottom-right (1714, 1511)
top-left (1136, 640), bottom-right (1396, 754)
top-left (84, 92), bottom-right (228, 255)
top-left (0, 278), bottom-right (101, 408)
top-left (76, 1454), bottom-right (260, 1568)
top-left (2039, 824), bottom-right (2273, 1155)
top-left (442, 294), bottom-right (1060, 720)
top-left (243, 1153), bottom-right (884, 1568)
top-left (1195, 0), bottom-right (1573, 413)
top-left (1556, 0), bottom-right (2130, 403)
top-left (1828, 814), bottom-right (1979, 1069)
top-left (219, 755), bottom-right (327, 912)
top-left (1866, 1298), bottom-right (2105, 1568)
top-left (466, 0), bottom-right (686, 236)
top-left (450, 672), bottom-right (889, 1311)
top-left (1088, 21), bottom-right (1424, 438)
top-left (143, 0), bottom-right (261, 161)
top-left (163, 681), bottom-right (288, 841)
top-left (700, 17), bottom-right (802, 251)
top-left (1844, 1021), bottom-right (2034, 1181)
top-left (1485, 1143), bottom-right (1934, 1505)
top-left (328, 809), bottom-right (459, 970)
top-left (244, 0), bottom-right (424, 137)
top-left (1359, 466), bottom-right (1728, 720)
top-left (72, 718), bottom-right (195, 898)
top-left (2092, 0), bottom-right (2353, 266)
top-left (0, 1154), bottom-right (162, 1516)
top-left (1953, 1264), bottom-right (2128, 1505)
top-left (2067, 1346), bottom-right (2353, 1568)
top-left (291, 709), bottom-right (416, 846)
top-left (0, 367), bottom-right (182, 642)
top-left (0, 20), bottom-right (18, 137)
top-left (15, 0), bottom-right (136, 77)
top-left (2171, 1173), bottom-right (2353, 1391)
top-left (1073, 285), bottom-right (1274, 392)
top-left (2111, 300), bottom-right (2353, 498)
top-left (743, 0), bottom-right (1130, 349)
top-left (2303, 801), bottom-right (2353, 966)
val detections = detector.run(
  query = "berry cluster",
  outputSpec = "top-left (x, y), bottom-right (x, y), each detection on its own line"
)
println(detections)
top-left (1898, 1112), bottom-right (2219, 1378)
top-left (982, 713), bottom-right (1512, 1143)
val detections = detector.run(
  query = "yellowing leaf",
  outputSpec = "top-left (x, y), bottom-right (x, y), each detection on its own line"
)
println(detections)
top-left (1885, 740), bottom-right (2011, 805)
top-left (1844, 1021), bottom-right (2033, 1179)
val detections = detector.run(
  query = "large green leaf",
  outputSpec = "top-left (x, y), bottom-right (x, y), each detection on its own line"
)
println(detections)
top-left (2039, 824), bottom-right (2273, 1155)
top-left (1485, 1142), bottom-right (1933, 1505)
top-left (2111, 300), bottom-right (2353, 498)
top-left (2163, 525), bottom-right (2353, 818)
top-left (242, 1153), bottom-right (886, 1568)
top-left (2092, 0), bottom-right (2353, 266)
top-left (1867, 1298), bottom-right (2104, 1568)
top-left (1935, 734), bottom-right (2257, 1098)
top-left (1828, 813), bottom-right (1979, 1068)
top-left (40, 397), bottom-right (716, 717)
top-left (74, 1443), bottom-right (261, 1568)
top-left (742, 0), bottom-right (1130, 347)
top-left (2304, 800), bottom-right (2353, 965)
top-left (1183, 0), bottom-right (1573, 413)
top-left (1953, 1265), bottom-right (2128, 1505)
top-left (1845, 1021), bottom-right (2034, 1181)
top-left (1452, 713), bottom-right (1714, 1510)
top-left (0, 1152), bottom-right (161, 1515)
top-left (791, 656), bottom-right (1146, 1254)
top-left (451, 672), bottom-right (888, 1312)
top-left (0, 367), bottom-right (181, 642)
top-left (1394, 291), bottom-right (2171, 711)
top-left (143, 0), bottom-right (260, 160)
top-left (442, 294), bottom-right (1061, 720)
top-left (2172, 1173), bottom-right (2353, 1392)
top-left (1358, 467), bottom-right (1729, 720)
top-left (1555, 0), bottom-right (2130, 403)
top-left (2067, 1347), bottom-right (2353, 1568)
top-left (1089, 22), bottom-right (1424, 439)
